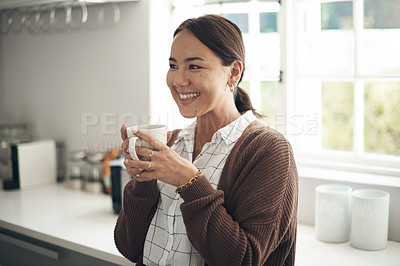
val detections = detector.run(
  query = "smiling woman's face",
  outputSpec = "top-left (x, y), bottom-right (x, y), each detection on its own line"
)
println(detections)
top-left (166, 29), bottom-right (233, 119)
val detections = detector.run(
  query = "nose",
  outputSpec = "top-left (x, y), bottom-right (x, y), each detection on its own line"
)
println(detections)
top-left (172, 69), bottom-right (190, 88)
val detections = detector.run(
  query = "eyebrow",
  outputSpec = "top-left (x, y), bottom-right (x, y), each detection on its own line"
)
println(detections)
top-left (169, 57), bottom-right (205, 62)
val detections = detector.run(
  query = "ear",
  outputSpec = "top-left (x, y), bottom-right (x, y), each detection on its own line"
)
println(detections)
top-left (228, 60), bottom-right (243, 87)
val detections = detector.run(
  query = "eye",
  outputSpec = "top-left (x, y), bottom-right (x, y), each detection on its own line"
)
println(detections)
top-left (189, 65), bottom-right (201, 70)
top-left (169, 64), bottom-right (177, 69)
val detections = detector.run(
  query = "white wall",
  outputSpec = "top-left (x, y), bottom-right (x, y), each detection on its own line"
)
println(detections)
top-left (0, 1), bottom-right (172, 154)
top-left (148, 0), bottom-right (180, 129)
top-left (0, 33), bottom-right (3, 116)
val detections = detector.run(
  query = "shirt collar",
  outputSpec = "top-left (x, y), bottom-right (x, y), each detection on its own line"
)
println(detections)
top-left (174, 119), bottom-right (196, 145)
top-left (215, 110), bottom-right (258, 145)
top-left (175, 111), bottom-right (258, 146)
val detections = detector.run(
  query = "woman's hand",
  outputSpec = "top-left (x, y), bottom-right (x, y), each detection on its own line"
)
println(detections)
top-left (121, 124), bottom-right (147, 182)
top-left (121, 124), bottom-right (198, 187)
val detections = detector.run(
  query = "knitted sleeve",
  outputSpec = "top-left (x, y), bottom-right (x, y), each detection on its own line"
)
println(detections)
top-left (179, 126), bottom-right (298, 265)
top-left (114, 179), bottom-right (159, 263)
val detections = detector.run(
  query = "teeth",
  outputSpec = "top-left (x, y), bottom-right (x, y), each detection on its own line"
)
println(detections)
top-left (179, 92), bottom-right (200, 100)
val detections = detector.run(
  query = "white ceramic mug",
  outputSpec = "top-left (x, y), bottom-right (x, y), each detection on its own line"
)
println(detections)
top-left (315, 184), bottom-right (352, 243)
top-left (351, 189), bottom-right (390, 251)
top-left (127, 124), bottom-right (167, 161)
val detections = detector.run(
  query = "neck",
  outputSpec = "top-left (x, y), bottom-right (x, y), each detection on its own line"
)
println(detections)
top-left (195, 109), bottom-right (241, 138)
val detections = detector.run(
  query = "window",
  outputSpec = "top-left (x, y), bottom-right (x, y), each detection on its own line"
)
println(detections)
top-left (171, 0), bottom-right (400, 174)
top-left (294, 0), bottom-right (400, 171)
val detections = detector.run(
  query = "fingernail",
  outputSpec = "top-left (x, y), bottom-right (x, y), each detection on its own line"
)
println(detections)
top-left (125, 159), bottom-right (128, 164)
top-left (136, 174), bottom-right (140, 177)
top-left (131, 128), bottom-right (138, 134)
top-left (138, 168), bottom-right (144, 171)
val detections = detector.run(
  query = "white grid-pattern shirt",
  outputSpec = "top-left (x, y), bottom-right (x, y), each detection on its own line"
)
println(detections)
top-left (142, 111), bottom-right (258, 266)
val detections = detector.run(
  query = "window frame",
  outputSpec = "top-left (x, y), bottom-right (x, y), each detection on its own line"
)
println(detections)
top-left (292, 0), bottom-right (400, 176)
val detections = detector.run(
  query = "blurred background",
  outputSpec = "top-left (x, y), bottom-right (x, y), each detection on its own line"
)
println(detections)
top-left (0, 0), bottom-right (399, 265)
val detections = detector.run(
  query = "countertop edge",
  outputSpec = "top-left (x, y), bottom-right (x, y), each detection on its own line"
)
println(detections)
top-left (0, 217), bottom-right (132, 265)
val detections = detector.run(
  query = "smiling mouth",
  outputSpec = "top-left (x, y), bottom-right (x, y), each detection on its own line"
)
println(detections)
top-left (178, 92), bottom-right (200, 101)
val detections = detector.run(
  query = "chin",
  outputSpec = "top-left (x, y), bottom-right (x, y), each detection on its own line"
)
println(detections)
top-left (179, 112), bottom-right (197, 119)
top-left (178, 108), bottom-right (198, 119)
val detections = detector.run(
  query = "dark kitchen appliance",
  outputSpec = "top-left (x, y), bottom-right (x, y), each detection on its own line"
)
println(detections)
top-left (110, 157), bottom-right (131, 214)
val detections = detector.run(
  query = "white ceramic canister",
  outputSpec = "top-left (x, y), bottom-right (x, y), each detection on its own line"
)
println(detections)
top-left (351, 189), bottom-right (390, 251)
top-left (315, 184), bottom-right (352, 243)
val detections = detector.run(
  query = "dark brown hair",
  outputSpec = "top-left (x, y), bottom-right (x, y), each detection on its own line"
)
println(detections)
top-left (174, 14), bottom-right (265, 119)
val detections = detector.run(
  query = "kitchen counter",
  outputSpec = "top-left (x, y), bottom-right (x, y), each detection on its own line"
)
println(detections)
top-left (0, 184), bottom-right (399, 265)
top-left (296, 224), bottom-right (400, 266)
top-left (0, 183), bottom-right (131, 265)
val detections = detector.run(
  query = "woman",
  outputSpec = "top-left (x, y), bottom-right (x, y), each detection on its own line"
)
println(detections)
top-left (114, 14), bottom-right (298, 266)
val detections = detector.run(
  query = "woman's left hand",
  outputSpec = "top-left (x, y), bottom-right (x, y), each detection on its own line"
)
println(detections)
top-left (125, 128), bottom-right (199, 187)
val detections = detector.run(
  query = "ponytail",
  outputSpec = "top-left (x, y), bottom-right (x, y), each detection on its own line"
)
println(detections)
top-left (234, 86), bottom-right (265, 119)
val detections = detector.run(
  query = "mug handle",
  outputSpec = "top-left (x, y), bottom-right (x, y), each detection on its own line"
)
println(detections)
top-left (128, 137), bottom-right (141, 161)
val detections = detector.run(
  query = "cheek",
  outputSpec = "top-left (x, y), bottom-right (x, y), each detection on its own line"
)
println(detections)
top-left (166, 72), bottom-right (175, 92)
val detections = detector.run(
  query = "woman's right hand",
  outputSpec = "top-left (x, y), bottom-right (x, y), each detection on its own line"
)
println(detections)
top-left (120, 124), bottom-right (146, 182)
top-left (121, 124), bottom-right (174, 182)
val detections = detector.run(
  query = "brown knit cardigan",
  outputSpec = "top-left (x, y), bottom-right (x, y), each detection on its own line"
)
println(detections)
top-left (114, 121), bottom-right (298, 265)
